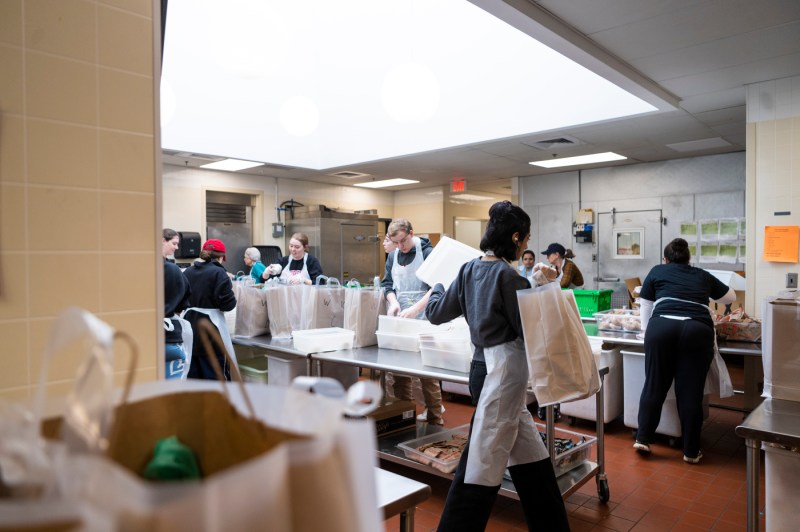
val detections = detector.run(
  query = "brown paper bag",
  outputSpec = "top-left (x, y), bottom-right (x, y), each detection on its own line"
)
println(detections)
top-left (518, 283), bottom-right (600, 405)
top-left (234, 285), bottom-right (270, 337)
top-left (343, 287), bottom-right (385, 347)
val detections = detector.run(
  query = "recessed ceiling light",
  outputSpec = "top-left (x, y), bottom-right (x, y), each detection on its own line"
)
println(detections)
top-left (529, 152), bottom-right (627, 168)
top-left (354, 178), bottom-right (419, 189)
top-left (200, 158), bottom-right (264, 171)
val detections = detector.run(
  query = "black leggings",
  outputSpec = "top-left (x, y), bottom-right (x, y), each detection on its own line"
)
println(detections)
top-left (636, 317), bottom-right (714, 457)
top-left (437, 360), bottom-right (569, 532)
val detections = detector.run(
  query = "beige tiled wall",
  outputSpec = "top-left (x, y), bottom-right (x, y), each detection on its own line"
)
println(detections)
top-left (746, 76), bottom-right (800, 317)
top-left (0, 0), bottom-right (160, 404)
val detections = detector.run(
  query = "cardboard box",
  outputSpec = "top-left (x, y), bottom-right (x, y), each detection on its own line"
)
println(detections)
top-left (368, 399), bottom-right (417, 436)
top-left (624, 277), bottom-right (641, 308)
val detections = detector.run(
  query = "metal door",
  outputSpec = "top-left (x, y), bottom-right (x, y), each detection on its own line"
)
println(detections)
top-left (340, 222), bottom-right (379, 282)
top-left (596, 209), bottom-right (663, 308)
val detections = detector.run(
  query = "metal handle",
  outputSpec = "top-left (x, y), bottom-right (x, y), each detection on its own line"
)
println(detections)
top-left (597, 277), bottom-right (620, 282)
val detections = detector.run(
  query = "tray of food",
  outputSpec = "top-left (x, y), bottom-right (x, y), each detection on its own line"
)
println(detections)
top-left (714, 309), bottom-right (761, 342)
top-left (397, 425), bottom-right (470, 473)
top-left (535, 423), bottom-right (596, 477)
top-left (594, 309), bottom-right (642, 333)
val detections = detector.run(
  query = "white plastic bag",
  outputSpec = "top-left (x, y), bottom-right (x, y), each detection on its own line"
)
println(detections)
top-left (517, 283), bottom-right (601, 405)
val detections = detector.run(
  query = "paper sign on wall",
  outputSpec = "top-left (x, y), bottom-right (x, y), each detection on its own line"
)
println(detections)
top-left (763, 226), bottom-right (800, 263)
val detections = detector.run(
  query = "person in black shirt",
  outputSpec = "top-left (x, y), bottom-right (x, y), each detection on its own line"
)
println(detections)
top-left (634, 238), bottom-right (736, 463)
top-left (426, 201), bottom-right (568, 532)
top-left (265, 232), bottom-right (323, 285)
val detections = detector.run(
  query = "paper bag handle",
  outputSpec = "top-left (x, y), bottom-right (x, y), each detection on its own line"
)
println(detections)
top-left (195, 319), bottom-right (257, 419)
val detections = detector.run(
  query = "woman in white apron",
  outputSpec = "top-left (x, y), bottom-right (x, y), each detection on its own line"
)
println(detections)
top-left (426, 202), bottom-right (569, 531)
top-left (266, 232), bottom-right (323, 285)
top-left (183, 239), bottom-right (238, 380)
top-left (634, 238), bottom-right (736, 463)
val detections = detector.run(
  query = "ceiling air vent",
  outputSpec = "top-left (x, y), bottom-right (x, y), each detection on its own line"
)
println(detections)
top-left (328, 171), bottom-right (371, 179)
top-left (522, 135), bottom-right (585, 150)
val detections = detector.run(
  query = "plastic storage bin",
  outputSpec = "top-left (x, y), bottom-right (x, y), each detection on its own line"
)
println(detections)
top-left (535, 423), bottom-right (597, 477)
top-left (378, 316), bottom-right (441, 335)
top-left (267, 354), bottom-right (307, 386)
top-left (594, 309), bottom-right (642, 333)
top-left (572, 289), bottom-right (613, 318)
top-left (763, 442), bottom-right (800, 530)
top-left (415, 236), bottom-right (482, 289)
top-left (420, 346), bottom-right (471, 373)
top-left (376, 330), bottom-right (421, 352)
top-left (560, 346), bottom-right (623, 424)
top-left (397, 424), bottom-right (470, 473)
top-left (238, 355), bottom-right (269, 384)
top-left (622, 348), bottom-right (708, 438)
top-left (292, 327), bottom-right (354, 354)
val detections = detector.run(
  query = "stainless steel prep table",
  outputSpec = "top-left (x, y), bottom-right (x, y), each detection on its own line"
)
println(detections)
top-left (376, 467), bottom-right (431, 532)
top-left (233, 334), bottom-right (314, 376)
top-left (583, 323), bottom-right (763, 411)
top-left (736, 398), bottom-right (800, 532)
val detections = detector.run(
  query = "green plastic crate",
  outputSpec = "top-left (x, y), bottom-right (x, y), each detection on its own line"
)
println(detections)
top-left (571, 289), bottom-right (613, 317)
top-left (238, 355), bottom-right (268, 384)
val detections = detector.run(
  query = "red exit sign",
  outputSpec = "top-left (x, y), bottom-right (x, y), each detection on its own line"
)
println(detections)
top-left (450, 179), bottom-right (467, 193)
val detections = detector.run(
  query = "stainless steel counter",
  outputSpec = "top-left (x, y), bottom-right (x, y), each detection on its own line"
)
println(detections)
top-left (736, 398), bottom-right (800, 532)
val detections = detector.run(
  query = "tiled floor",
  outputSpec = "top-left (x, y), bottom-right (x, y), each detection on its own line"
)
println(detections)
top-left (382, 365), bottom-right (766, 531)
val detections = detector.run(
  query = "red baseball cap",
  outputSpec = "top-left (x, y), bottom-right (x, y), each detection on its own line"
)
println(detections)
top-left (202, 239), bottom-right (226, 254)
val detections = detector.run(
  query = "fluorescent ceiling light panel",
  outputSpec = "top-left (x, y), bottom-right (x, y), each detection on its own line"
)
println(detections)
top-left (529, 152), bottom-right (626, 168)
top-left (162, 0), bottom-right (657, 170)
top-left (354, 179), bottom-right (419, 189)
top-left (199, 158), bottom-right (264, 171)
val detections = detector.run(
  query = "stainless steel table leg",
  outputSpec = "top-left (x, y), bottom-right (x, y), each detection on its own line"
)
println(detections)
top-left (399, 506), bottom-right (415, 532)
top-left (745, 437), bottom-right (760, 532)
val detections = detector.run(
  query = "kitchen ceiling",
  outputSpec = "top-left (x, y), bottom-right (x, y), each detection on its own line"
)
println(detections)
top-left (162, 0), bottom-right (800, 195)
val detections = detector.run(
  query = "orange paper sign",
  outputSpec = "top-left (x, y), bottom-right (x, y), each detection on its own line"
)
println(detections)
top-left (763, 225), bottom-right (800, 263)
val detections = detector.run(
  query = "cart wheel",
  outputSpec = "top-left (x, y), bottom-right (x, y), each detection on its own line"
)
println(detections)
top-left (597, 479), bottom-right (610, 503)
top-left (568, 416), bottom-right (577, 426)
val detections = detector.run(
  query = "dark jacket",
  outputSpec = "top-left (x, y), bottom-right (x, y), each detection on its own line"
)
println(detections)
top-left (183, 260), bottom-right (236, 312)
top-left (164, 260), bottom-right (191, 343)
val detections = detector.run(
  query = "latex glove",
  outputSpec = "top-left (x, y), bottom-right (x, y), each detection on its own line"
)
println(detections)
top-left (266, 264), bottom-right (282, 276)
top-left (287, 276), bottom-right (303, 285)
top-left (387, 300), bottom-right (401, 317)
top-left (399, 305), bottom-right (420, 319)
top-left (531, 270), bottom-right (552, 287)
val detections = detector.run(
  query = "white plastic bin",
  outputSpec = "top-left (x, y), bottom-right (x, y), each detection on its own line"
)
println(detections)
top-left (376, 330), bottom-right (421, 352)
top-left (763, 443), bottom-right (800, 531)
top-left (622, 348), bottom-right (708, 438)
top-left (378, 316), bottom-right (441, 335)
top-left (292, 327), bottom-right (354, 354)
top-left (560, 346), bottom-right (623, 424)
top-left (267, 354), bottom-right (307, 386)
top-left (415, 236), bottom-right (482, 289)
top-left (420, 346), bottom-right (471, 373)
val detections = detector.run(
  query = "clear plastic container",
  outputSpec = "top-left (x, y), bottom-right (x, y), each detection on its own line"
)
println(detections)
top-left (238, 355), bottom-right (269, 384)
top-left (292, 327), bottom-right (355, 354)
top-left (397, 425), bottom-right (470, 473)
top-left (376, 330), bottom-right (421, 352)
top-left (378, 315), bottom-right (441, 335)
top-left (419, 346), bottom-right (471, 373)
top-left (594, 309), bottom-right (642, 333)
top-left (534, 423), bottom-right (597, 477)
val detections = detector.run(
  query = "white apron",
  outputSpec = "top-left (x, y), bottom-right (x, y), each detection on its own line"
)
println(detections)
top-left (391, 237), bottom-right (427, 317)
top-left (279, 253), bottom-right (311, 284)
top-left (466, 337), bottom-right (549, 486)
top-left (185, 307), bottom-right (238, 376)
top-left (163, 315), bottom-right (193, 380)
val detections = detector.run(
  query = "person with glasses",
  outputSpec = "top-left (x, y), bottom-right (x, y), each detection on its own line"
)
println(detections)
top-left (425, 201), bottom-right (569, 531)
top-left (379, 218), bottom-right (444, 424)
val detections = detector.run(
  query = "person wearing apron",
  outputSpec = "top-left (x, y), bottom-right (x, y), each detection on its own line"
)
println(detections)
top-left (183, 239), bottom-right (238, 380)
top-left (542, 242), bottom-right (585, 289)
top-left (265, 232), bottom-right (323, 285)
top-left (164, 259), bottom-right (193, 379)
top-left (379, 219), bottom-right (444, 424)
top-left (426, 201), bottom-right (569, 532)
top-left (634, 238), bottom-right (735, 463)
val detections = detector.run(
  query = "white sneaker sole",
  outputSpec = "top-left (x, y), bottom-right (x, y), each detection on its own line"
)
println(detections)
top-left (416, 406), bottom-right (446, 421)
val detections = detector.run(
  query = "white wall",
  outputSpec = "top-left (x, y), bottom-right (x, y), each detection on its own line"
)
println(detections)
top-left (519, 152), bottom-right (746, 288)
top-left (393, 186), bottom-right (445, 235)
top-left (746, 75), bottom-right (800, 316)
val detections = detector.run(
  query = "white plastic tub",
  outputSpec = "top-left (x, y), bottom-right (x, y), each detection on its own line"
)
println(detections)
top-left (420, 346), bottom-right (471, 373)
top-left (560, 347), bottom-right (623, 424)
top-left (376, 330), bottom-right (420, 352)
top-left (267, 354), bottom-right (307, 386)
top-left (415, 236), bottom-right (482, 289)
top-left (292, 327), bottom-right (354, 354)
top-left (378, 315), bottom-right (441, 335)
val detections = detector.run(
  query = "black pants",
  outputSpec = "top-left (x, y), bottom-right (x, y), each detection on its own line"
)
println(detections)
top-left (437, 360), bottom-right (569, 532)
top-left (636, 317), bottom-right (714, 457)
top-left (183, 312), bottom-right (231, 381)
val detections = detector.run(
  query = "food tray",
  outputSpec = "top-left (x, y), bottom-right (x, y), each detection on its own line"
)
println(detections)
top-left (594, 309), bottom-right (642, 333)
top-left (535, 423), bottom-right (597, 477)
top-left (292, 327), bottom-right (355, 353)
top-left (397, 424), bottom-right (470, 473)
top-left (376, 330), bottom-right (421, 352)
